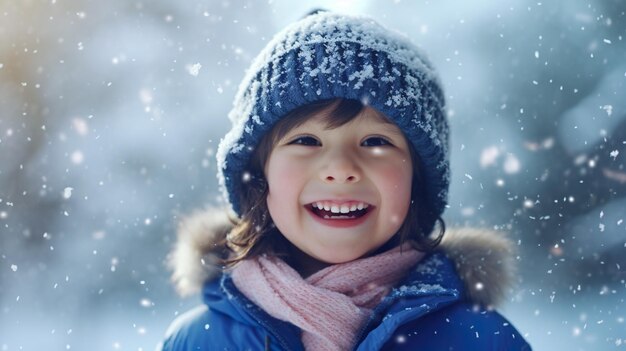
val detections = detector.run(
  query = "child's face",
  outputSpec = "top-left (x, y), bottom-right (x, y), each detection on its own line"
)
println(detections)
top-left (265, 106), bottom-right (413, 266)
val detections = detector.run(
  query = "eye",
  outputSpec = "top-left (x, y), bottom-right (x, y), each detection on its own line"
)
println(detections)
top-left (362, 136), bottom-right (393, 147)
top-left (289, 136), bottom-right (321, 146)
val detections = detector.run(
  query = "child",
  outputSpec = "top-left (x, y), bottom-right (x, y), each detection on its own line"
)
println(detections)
top-left (159, 11), bottom-right (532, 351)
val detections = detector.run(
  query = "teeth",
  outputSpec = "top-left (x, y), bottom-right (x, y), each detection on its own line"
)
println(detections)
top-left (312, 201), bottom-right (370, 214)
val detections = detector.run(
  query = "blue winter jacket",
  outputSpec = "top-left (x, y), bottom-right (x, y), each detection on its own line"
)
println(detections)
top-left (159, 212), bottom-right (532, 350)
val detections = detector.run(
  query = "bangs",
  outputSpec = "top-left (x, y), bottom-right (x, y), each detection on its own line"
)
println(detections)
top-left (269, 99), bottom-right (366, 145)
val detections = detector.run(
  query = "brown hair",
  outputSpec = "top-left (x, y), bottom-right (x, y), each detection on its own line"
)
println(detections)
top-left (225, 99), bottom-right (445, 265)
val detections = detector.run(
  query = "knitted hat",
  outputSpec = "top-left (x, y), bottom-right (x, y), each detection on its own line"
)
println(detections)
top-left (216, 12), bottom-right (449, 234)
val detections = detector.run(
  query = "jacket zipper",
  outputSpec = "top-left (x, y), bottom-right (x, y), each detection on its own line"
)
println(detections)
top-left (352, 301), bottom-right (388, 349)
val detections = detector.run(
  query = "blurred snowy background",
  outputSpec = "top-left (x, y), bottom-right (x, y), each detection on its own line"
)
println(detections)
top-left (1, 0), bottom-right (625, 350)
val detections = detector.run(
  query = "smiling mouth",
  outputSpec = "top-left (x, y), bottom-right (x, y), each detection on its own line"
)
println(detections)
top-left (306, 201), bottom-right (372, 220)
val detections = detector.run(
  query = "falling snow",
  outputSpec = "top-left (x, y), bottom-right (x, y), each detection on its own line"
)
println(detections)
top-left (1, 2), bottom-right (625, 351)
top-left (187, 63), bottom-right (202, 76)
top-left (63, 187), bottom-right (73, 199)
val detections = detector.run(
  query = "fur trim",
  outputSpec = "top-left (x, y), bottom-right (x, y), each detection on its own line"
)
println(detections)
top-left (169, 209), bottom-right (516, 306)
top-left (439, 228), bottom-right (515, 307)
top-left (168, 208), bottom-right (232, 297)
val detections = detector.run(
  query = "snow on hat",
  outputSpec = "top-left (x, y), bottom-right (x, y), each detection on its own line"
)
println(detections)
top-left (216, 11), bottom-right (449, 234)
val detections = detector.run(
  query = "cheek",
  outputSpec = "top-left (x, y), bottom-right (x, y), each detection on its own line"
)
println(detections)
top-left (266, 156), bottom-right (302, 192)
top-left (265, 155), bottom-right (305, 216)
top-left (376, 160), bottom-right (413, 212)
top-left (379, 159), bottom-right (412, 191)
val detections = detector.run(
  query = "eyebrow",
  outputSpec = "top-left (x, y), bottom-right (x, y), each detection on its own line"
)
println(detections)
top-left (367, 111), bottom-right (405, 137)
top-left (285, 113), bottom-right (406, 139)
top-left (376, 122), bottom-right (405, 138)
top-left (384, 125), bottom-right (404, 135)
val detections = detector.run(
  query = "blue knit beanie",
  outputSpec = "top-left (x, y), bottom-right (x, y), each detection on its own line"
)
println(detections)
top-left (216, 12), bottom-right (449, 234)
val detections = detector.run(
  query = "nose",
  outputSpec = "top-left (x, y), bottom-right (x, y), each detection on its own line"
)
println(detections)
top-left (320, 150), bottom-right (361, 184)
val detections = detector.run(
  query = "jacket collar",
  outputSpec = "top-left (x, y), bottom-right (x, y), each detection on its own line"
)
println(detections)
top-left (203, 275), bottom-right (304, 350)
top-left (355, 251), bottom-right (463, 350)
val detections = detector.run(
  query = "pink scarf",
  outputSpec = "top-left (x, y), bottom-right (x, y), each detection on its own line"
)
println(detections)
top-left (231, 245), bottom-right (424, 351)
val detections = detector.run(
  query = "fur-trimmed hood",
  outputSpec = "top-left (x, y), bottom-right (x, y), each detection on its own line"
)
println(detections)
top-left (168, 209), bottom-right (517, 307)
